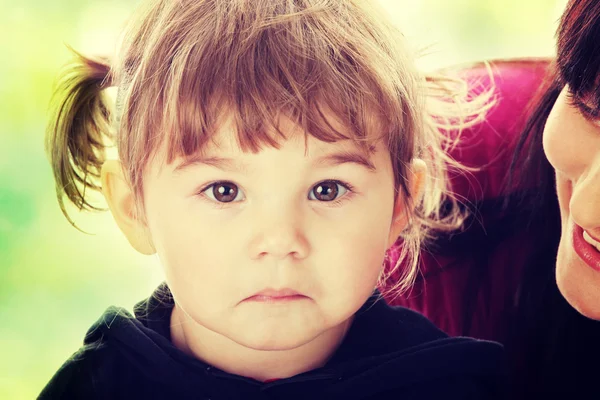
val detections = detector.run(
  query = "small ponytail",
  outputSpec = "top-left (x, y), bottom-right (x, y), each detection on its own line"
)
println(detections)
top-left (45, 46), bottom-right (113, 229)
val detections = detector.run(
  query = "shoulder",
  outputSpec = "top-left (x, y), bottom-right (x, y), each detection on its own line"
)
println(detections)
top-left (38, 341), bottom-right (120, 399)
top-left (372, 300), bottom-right (504, 367)
top-left (337, 302), bottom-right (505, 399)
top-left (38, 306), bottom-right (138, 399)
top-left (353, 298), bottom-right (454, 351)
top-left (382, 331), bottom-right (505, 398)
top-left (383, 302), bottom-right (449, 341)
top-left (386, 302), bottom-right (503, 353)
top-left (373, 375), bottom-right (505, 400)
top-left (358, 296), bottom-right (447, 335)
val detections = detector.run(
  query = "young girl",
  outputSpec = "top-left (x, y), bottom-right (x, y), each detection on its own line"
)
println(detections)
top-left (40, 0), bottom-right (503, 398)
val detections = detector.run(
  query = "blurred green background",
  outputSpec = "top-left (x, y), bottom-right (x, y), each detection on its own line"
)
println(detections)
top-left (0, 0), bottom-right (567, 398)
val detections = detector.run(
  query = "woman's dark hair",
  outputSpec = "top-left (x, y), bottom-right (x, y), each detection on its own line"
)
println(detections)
top-left (504, 0), bottom-right (600, 397)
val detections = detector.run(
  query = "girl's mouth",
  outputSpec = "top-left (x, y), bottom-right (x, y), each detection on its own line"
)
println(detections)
top-left (244, 288), bottom-right (309, 303)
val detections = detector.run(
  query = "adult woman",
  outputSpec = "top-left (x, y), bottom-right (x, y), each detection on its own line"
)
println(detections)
top-left (386, 0), bottom-right (600, 397)
top-left (505, 0), bottom-right (600, 396)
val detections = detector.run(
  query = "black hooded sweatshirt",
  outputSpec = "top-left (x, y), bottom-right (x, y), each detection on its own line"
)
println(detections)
top-left (39, 285), bottom-right (505, 399)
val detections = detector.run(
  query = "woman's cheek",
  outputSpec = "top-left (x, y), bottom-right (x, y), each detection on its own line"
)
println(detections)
top-left (542, 93), bottom-right (582, 176)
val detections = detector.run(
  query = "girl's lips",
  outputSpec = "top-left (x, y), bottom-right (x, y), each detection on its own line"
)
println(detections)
top-left (573, 224), bottom-right (600, 272)
top-left (246, 294), bottom-right (308, 303)
top-left (244, 288), bottom-right (308, 303)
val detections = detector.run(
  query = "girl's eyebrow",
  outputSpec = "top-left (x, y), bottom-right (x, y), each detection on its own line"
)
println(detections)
top-left (313, 150), bottom-right (377, 172)
top-left (173, 155), bottom-right (245, 174)
top-left (172, 150), bottom-right (377, 174)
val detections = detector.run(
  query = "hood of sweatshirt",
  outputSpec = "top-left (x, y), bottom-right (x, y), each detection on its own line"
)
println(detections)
top-left (79, 284), bottom-right (505, 400)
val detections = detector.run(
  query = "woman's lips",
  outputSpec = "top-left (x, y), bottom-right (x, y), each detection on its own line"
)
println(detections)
top-left (573, 224), bottom-right (600, 272)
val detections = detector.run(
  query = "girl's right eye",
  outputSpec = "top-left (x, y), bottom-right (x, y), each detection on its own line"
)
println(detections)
top-left (200, 181), bottom-right (245, 203)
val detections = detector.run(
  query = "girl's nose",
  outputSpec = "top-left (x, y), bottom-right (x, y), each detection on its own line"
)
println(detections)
top-left (248, 204), bottom-right (310, 261)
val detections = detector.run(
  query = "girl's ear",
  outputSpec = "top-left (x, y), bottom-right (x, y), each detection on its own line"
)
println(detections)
top-left (387, 159), bottom-right (427, 248)
top-left (100, 160), bottom-right (156, 255)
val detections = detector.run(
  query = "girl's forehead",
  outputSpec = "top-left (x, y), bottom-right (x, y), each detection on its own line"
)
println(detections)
top-left (183, 108), bottom-right (380, 157)
top-left (176, 134), bottom-right (379, 169)
top-left (206, 128), bottom-right (375, 156)
top-left (145, 105), bottom-right (386, 179)
top-left (148, 127), bottom-right (382, 179)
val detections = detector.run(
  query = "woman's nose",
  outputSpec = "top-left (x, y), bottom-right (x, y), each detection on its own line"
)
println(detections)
top-left (570, 158), bottom-right (600, 233)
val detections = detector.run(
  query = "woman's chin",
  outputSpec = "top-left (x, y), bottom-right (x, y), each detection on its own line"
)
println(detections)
top-left (556, 248), bottom-right (600, 321)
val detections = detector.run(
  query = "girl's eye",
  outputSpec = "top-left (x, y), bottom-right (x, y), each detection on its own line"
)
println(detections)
top-left (308, 180), bottom-right (351, 202)
top-left (201, 182), bottom-right (244, 203)
top-left (198, 179), bottom-right (354, 206)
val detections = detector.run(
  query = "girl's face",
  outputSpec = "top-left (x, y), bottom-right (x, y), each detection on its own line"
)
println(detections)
top-left (140, 112), bottom-right (407, 351)
top-left (543, 85), bottom-right (600, 319)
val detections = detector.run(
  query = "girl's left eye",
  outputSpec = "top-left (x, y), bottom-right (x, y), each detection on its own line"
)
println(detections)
top-left (308, 180), bottom-right (353, 203)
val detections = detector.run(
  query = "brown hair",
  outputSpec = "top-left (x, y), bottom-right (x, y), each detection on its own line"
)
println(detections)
top-left (46, 0), bottom-right (492, 296)
top-left (503, 0), bottom-right (600, 396)
top-left (508, 0), bottom-right (600, 203)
